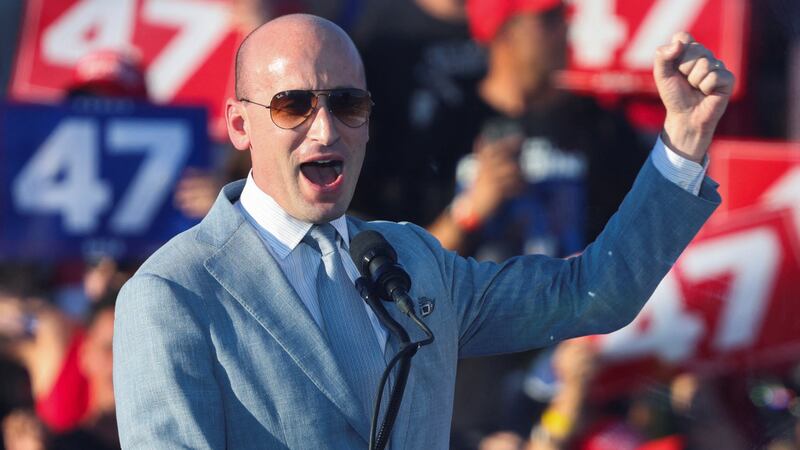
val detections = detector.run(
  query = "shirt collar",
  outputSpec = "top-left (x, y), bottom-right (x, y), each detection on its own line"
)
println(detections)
top-left (239, 172), bottom-right (350, 259)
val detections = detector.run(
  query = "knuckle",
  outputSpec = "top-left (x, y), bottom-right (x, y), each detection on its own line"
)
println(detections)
top-left (674, 31), bottom-right (692, 42)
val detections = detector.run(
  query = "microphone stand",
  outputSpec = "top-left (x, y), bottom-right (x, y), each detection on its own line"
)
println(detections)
top-left (355, 278), bottom-right (434, 450)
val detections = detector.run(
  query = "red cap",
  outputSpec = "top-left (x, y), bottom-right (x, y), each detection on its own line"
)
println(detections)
top-left (466, 0), bottom-right (563, 44)
top-left (69, 49), bottom-right (148, 99)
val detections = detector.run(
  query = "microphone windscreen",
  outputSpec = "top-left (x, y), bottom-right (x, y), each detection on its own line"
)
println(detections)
top-left (349, 230), bottom-right (397, 277)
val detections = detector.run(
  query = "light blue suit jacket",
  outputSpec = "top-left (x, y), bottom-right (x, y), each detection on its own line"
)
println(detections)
top-left (113, 159), bottom-right (720, 449)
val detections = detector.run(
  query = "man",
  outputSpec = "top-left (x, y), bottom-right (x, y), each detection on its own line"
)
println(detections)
top-left (113, 14), bottom-right (732, 450)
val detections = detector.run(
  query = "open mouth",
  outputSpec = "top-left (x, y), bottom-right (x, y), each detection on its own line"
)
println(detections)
top-left (300, 160), bottom-right (344, 188)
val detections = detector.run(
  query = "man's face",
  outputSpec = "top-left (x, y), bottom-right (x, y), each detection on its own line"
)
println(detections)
top-left (505, 8), bottom-right (568, 92)
top-left (237, 36), bottom-right (369, 224)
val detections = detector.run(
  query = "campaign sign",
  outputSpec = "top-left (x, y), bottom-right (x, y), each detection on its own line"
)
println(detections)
top-left (0, 100), bottom-right (210, 260)
top-left (589, 140), bottom-right (800, 396)
top-left (10, 0), bottom-right (239, 139)
top-left (561, 0), bottom-right (747, 97)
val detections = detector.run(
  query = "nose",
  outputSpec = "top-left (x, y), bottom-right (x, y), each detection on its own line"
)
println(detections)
top-left (306, 96), bottom-right (340, 146)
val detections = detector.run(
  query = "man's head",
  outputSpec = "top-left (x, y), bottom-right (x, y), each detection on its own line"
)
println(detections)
top-left (226, 14), bottom-right (369, 223)
top-left (467, 0), bottom-right (567, 95)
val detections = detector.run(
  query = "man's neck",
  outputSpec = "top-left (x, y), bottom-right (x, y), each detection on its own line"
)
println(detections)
top-left (479, 64), bottom-right (561, 117)
top-left (238, 172), bottom-right (350, 258)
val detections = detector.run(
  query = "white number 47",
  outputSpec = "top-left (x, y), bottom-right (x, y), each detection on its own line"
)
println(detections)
top-left (12, 118), bottom-right (190, 235)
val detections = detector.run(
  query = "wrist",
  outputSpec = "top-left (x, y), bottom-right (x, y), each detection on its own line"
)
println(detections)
top-left (450, 194), bottom-right (483, 233)
top-left (662, 118), bottom-right (712, 164)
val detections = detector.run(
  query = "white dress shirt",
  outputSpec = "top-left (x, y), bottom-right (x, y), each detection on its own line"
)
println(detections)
top-left (651, 136), bottom-right (709, 195)
top-left (237, 137), bottom-right (708, 349)
top-left (237, 178), bottom-right (389, 352)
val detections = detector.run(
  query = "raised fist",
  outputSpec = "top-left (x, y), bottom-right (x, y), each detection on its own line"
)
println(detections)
top-left (654, 32), bottom-right (735, 163)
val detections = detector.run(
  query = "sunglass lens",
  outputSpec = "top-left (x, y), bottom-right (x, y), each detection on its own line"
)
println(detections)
top-left (270, 91), bottom-right (315, 128)
top-left (330, 89), bottom-right (372, 128)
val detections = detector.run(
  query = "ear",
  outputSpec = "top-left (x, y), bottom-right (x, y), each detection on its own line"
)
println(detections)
top-left (226, 98), bottom-right (251, 151)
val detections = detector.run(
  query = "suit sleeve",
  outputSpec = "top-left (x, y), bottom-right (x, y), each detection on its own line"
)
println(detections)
top-left (114, 273), bottom-right (224, 449)
top-left (411, 157), bottom-right (721, 358)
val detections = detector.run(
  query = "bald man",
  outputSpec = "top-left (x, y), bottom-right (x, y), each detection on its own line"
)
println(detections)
top-left (113, 14), bottom-right (732, 450)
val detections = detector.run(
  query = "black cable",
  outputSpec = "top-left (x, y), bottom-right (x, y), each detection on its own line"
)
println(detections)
top-left (355, 278), bottom-right (435, 450)
top-left (371, 343), bottom-right (414, 449)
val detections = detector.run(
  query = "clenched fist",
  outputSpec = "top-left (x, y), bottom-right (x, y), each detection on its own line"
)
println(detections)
top-left (654, 32), bottom-right (735, 163)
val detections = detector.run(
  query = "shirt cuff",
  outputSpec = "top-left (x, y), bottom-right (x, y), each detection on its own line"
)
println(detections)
top-left (650, 136), bottom-right (709, 196)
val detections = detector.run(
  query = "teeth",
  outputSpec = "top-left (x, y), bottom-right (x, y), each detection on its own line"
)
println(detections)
top-left (317, 160), bottom-right (332, 164)
top-left (333, 165), bottom-right (342, 175)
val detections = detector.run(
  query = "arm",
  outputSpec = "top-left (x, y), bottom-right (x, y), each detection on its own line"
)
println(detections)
top-left (528, 338), bottom-right (599, 450)
top-left (442, 33), bottom-right (731, 355)
top-left (113, 274), bottom-right (224, 450)
top-left (442, 156), bottom-right (720, 357)
top-left (427, 134), bottom-right (524, 254)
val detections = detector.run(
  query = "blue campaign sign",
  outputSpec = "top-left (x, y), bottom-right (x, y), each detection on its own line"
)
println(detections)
top-left (0, 100), bottom-right (211, 261)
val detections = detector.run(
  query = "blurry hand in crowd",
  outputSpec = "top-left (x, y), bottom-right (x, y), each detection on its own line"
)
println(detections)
top-left (669, 372), bottom-right (700, 415)
top-left (83, 258), bottom-right (119, 303)
top-left (461, 134), bottom-right (525, 225)
top-left (479, 431), bottom-right (526, 450)
top-left (0, 296), bottom-right (31, 341)
top-left (430, 132), bottom-right (524, 251)
top-left (552, 337), bottom-right (599, 390)
top-left (526, 338), bottom-right (600, 450)
top-left (2, 410), bottom-right (46, 450)
top-left (173, 169), bottom-right (223, 219)
top-left (0, 293), bottom-right (75, 403)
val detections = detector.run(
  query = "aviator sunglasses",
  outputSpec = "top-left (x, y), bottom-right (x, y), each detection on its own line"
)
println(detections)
top-left (239, 88), bottom-right (373, 130)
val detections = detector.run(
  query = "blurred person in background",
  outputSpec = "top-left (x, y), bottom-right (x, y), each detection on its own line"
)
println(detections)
top-left (0, 262), bottom-right (126, 448)
top-left (29, 56), bottom-right (142, 444)
top-left (477, 341), bottom-right (751, 450)
top-left (441, 1), bottom-right (648, 445)
top-left (348, 0), bottom-right (490, 225)
top-left (0, 265), bottom-right (46, 450)
top-left (477, 338), bottom-right (641, 450)
top-left (429, 0), bottom-right (648, 258)
top-left (48, 294), bottom-right (120, 450)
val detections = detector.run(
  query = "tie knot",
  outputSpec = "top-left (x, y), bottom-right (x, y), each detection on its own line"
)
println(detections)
top-left (305, 223), bottom-right (339, 256)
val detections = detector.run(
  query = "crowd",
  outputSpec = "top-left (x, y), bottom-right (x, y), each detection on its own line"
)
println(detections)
top-left (1, 0), bottom-right (798, 449)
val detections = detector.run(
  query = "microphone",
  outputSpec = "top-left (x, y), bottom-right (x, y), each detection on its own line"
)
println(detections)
top-left (349, 231), bottom-right (415, 315)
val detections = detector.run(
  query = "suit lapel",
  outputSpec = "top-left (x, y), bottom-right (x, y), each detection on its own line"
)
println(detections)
top-left (202, 192), bottom-right (370, 443)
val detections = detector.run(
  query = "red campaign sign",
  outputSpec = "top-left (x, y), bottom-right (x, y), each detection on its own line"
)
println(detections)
top-left (10, 0), bottom-right (241, 139)
top-left (591, 140), bottom-right (800, 394)
top-left (709, 140), bottom-right (800, 220)
top-left (559, 0), bottom-right (747, 97)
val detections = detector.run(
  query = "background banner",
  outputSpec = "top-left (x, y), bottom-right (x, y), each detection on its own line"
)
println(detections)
top-left (0, 100), bottom-right (211, 261)
top-left (592, 140), bottom-right (800, 395)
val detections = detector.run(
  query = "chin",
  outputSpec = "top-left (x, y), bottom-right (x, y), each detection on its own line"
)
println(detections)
top-left (301, 203), bottom-right (348, 224)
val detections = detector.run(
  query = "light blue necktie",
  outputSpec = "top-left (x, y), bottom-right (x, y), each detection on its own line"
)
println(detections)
top-left (304, 224), bottom-right (386, 418)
